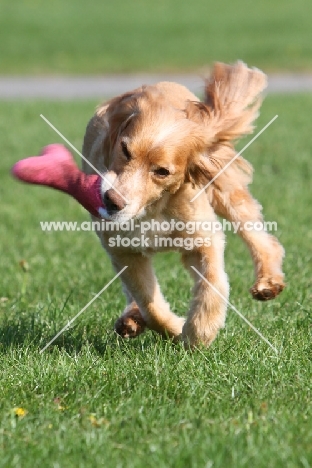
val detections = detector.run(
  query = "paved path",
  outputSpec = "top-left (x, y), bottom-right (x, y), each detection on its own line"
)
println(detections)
top-left (1, 73), bottom-right (312, 99)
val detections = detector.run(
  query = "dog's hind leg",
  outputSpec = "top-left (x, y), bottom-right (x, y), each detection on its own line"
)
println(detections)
top-left (181, 232), bottom-right (229, 347)
top-left (110, 251), bottom-right (185, 339)
top-left (212, 187), bottom-right (285, 300)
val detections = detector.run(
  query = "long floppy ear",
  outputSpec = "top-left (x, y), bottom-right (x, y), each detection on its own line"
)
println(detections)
top-left (186, 61), bottom-right (266, 191)
top-left (186, 143), bottom-right (253, 192)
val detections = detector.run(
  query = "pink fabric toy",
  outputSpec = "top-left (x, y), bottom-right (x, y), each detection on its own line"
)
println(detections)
top-left (11, 144), bottom-right (105, 218)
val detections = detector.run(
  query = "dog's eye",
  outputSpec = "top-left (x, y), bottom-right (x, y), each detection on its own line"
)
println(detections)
top-left (154, 167), bottom-right (170, 177)
top-left (121, 141), bottom-right (132, 161)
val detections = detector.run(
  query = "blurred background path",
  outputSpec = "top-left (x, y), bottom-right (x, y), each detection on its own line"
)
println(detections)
top-left (1, 73), bottom-right (312, 99)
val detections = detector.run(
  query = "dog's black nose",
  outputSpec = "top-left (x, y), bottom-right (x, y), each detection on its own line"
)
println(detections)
top-left (103, 189), bottom-right (126, 213)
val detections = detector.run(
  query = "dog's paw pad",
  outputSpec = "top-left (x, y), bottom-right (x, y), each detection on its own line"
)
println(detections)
top-left (250, 278), bottom-right (285, 301)
top-left (114, 308), bottom-right (146, 338)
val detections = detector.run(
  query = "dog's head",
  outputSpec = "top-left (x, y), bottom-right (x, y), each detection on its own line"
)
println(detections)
top-left (99, 64), bottom-right (266, 221)
top-left (99, 86), bottom-right (209, 221)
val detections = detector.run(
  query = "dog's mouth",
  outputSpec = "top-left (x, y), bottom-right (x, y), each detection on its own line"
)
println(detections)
top-left (98, 205), bottom-right (147, 223)
top-left (98, 186), bottom-right (160, 222)
top-left (98, 206), bottom-right (112, 219)
top-left (98, 203), bottom-right (127, 221)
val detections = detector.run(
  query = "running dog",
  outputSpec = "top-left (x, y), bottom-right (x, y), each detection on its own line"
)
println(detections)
top-left (82, 61), bottom-right (285, 347)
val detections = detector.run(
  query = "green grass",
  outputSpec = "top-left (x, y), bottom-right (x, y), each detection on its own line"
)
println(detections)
top-left (0, 0), bottom-right (312, 74)
top-left (0, 95), bottom-right (311, 468)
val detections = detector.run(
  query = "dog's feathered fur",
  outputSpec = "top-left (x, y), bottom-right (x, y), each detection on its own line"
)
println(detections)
top-left (82, 61), bottom-right (285, 347)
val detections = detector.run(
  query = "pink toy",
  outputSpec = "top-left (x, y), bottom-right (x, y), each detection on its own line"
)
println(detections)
top-left (11, 144), bottom-right (105, 218)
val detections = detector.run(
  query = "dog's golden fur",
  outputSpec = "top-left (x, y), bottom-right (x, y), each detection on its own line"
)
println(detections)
top-left (82, 61), bottom-right (285, 347)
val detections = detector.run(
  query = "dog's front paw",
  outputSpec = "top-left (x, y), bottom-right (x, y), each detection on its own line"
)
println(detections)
top-left (182, 320), bottom-right (220, 349)
top-left (114, 305), bottom-right (146, 338)
top-left (250, 276), bottom-right (285, 301)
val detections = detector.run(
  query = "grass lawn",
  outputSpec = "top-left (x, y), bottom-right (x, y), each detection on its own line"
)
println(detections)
top-left (0, 94), bottom-right (311, 467)
top-left (0, 0), bottom-right (311, 74)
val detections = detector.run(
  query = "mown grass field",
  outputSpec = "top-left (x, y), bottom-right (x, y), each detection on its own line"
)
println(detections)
top-left (0, 94), bottom-right (311, 467)
top-left (0, 0), bottom-right (311, 74)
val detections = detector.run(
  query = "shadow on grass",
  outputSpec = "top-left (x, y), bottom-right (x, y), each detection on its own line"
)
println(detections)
top-left (0, 310), bottom-right (164, 356)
